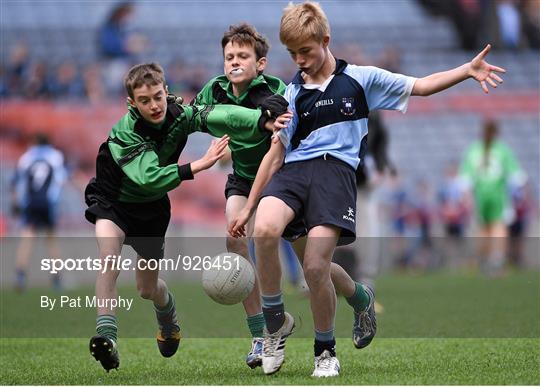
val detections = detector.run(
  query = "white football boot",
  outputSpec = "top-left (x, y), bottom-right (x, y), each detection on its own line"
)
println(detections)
top-left (311, 349), bottom-right (340, 377)
top-left (262, 311), bottom-right (295, 375)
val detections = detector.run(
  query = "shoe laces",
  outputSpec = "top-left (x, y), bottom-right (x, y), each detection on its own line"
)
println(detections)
top-left (161, 322), bottom-right (180, 338)
top-left (315, 351), bottom-right (337, 371)
top-left (263, 333), bottom-right (281, 356)
top-left (360, 311), bottom-right (372, 333)
top-left (160, 315), bottom-right (180, 338)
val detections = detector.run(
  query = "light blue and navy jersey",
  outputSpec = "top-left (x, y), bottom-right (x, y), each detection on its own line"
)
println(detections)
top-left (11, 145), bottom-right (67, 208)
top-left (277, 59), bottom-right (416, 169)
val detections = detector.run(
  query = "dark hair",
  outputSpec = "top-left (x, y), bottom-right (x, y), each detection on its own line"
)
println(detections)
top-left (221, 23), bottom-right (270, 60)
top-left (107, 2), bottom-right (133, 24)
top-left (35, 133), bottom-right (50, 145)
top-left (124, 62), bottom-right (165, 99)
top-left (482, 119), bottom-right (499, 144)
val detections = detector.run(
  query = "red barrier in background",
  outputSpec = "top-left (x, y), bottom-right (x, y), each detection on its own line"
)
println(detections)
top-left (2, 92), bottom-right (537, 231)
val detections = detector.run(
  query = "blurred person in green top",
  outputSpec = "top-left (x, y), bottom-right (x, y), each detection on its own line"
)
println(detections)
top-left (460, 119), bottom-right (527, 276)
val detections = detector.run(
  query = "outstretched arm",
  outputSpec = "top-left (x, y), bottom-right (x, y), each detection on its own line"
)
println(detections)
top-left (412, 44), bottom-right (506, 96)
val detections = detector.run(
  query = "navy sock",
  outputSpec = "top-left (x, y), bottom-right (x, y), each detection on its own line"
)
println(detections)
top-left (314, 338), bottom-right (336, 357)
top-left (262, 304), bottom-right (285, 334)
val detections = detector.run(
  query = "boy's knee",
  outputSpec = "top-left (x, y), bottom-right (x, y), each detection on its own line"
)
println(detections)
top-left (303, 260), bottom-right (329, 288)
top-left (254, 221), bottom-right (281, 239)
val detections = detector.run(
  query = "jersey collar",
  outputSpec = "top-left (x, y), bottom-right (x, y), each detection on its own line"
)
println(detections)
top-left (291, 58), bottom-right (348, 85)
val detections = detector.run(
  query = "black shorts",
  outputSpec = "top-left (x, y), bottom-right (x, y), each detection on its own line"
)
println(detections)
top-left (84, 178), bottom-right (170, 259)
top-left (445, 223), bottom-right (464, 238)
top-left (22, 204), bottom-right (56, 230)
top-left (261, 155), bottom-right (357, 246)
top-left (224, 174), bottom-right (253, 199)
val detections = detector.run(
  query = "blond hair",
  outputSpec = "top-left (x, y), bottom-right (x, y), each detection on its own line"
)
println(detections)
top-left (124, 62), bottom-right (165, 99)
top-left (279, 1), bottom-right (330, 46)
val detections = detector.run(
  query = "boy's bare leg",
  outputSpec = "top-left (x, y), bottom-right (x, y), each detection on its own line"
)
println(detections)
top-left (14, 227), bottom-right (35, 292)
top-left (136, 255), bottom-right (181, 358)
top-left (303, 225), bottom-right (339, 333)
top-left (293, 237), bottom-right (356, 296)
top-left (253, 196), bottom-right (296, 375)
top-left (91, 218), bottom-right (124, 371)
top-left (226, 195), bottom-right (265, 367)
top-left (226, 195), bottom-right (262, 316)
top-left (95, 219), bottom-right (124, 316)
top-left (294, 232), bottom-right (376, 350)
top-left (45, 229), bottom-right (62, 290)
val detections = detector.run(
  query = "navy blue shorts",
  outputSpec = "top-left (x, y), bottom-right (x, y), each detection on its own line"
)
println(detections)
top-left (261, 155), bottom-right (357, 246)
top-left (22, 204), bottom-right (56, 230)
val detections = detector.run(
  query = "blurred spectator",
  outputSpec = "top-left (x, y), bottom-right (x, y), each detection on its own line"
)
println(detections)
top-left (0, 64), bottom-right (7, 97)
top-left (98, 2), bottom-right (146, 60)
top-left (10, 134), bottom-right (68, 292)
top-left (521, 0), bottom-right (540, 49)
top-left (97, 2), bottom-right (147, 95)
top-left (460, 119), bottom-right (527, 276)
top-left (49, 61), bottom-right (85, 99)
top-left (24, 61), bottom-right (51, 99)
top-left (450, 0), bottom-right (484, 50)
top-left (438, 161), bottom-right (471, 239)
top-left (350, 109), bottom-right (397, 312)
top-left (418, 0), bottom-right (485, 50)
top-left (382, 174), bottom-right (414, 269)
top-left (496, 0), bottom-right (522, 49)
top-left (407, 179), bottom-right (437, 271)
top-left (6, 42), bottom-right (30, 97)
top-left (507, 180), bottom-right (534, 267)
top-left (82, 63), bottom-right (105, 103)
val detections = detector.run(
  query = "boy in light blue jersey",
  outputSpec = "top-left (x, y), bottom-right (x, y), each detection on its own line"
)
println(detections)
top-left (10, 134), bottom-right (68, 292)
top-left (230, 1), bottom-right (506, 378)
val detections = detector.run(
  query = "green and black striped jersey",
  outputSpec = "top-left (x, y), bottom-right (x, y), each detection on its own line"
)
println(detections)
top-left (194, 74), bottom-right (286, 181)
top-left (94, 98), bottom-right (263, 203)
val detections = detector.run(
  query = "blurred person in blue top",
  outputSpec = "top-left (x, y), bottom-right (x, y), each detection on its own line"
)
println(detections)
top-left (98, 2), bottom-right (147, 94)
top-left (10, 133), bottom-right (68, 292)
top-left (229, 1), bottom-right (506, 378)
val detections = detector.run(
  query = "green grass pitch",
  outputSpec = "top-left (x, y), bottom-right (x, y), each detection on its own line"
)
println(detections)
top-left (1, 271), bottom-right (539, 384)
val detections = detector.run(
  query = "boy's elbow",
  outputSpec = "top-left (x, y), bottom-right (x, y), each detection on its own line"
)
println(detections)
top-left (411, 79), bottom-right (433, 97)
top-left (412, 84), bottom-right (427, 97)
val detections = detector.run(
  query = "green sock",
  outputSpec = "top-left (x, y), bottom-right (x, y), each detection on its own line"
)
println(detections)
top-left (154, 292), bottom-right (175, 317)
top-left (345, 282), bottom-right (370, 313)
top-left (246, 313), bottom-right (265, 338)
top-left (96, 314), bottom-right (117, 343)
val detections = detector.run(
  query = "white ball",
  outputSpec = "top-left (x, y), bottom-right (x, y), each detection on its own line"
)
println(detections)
top-left (202, 253), bottom-right (255, 305)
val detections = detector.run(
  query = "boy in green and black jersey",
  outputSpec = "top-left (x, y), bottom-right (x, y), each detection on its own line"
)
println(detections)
top-left (193, 24), bottom-right (287, 368)
top-left (85, 62), bottom-right (285, 372)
